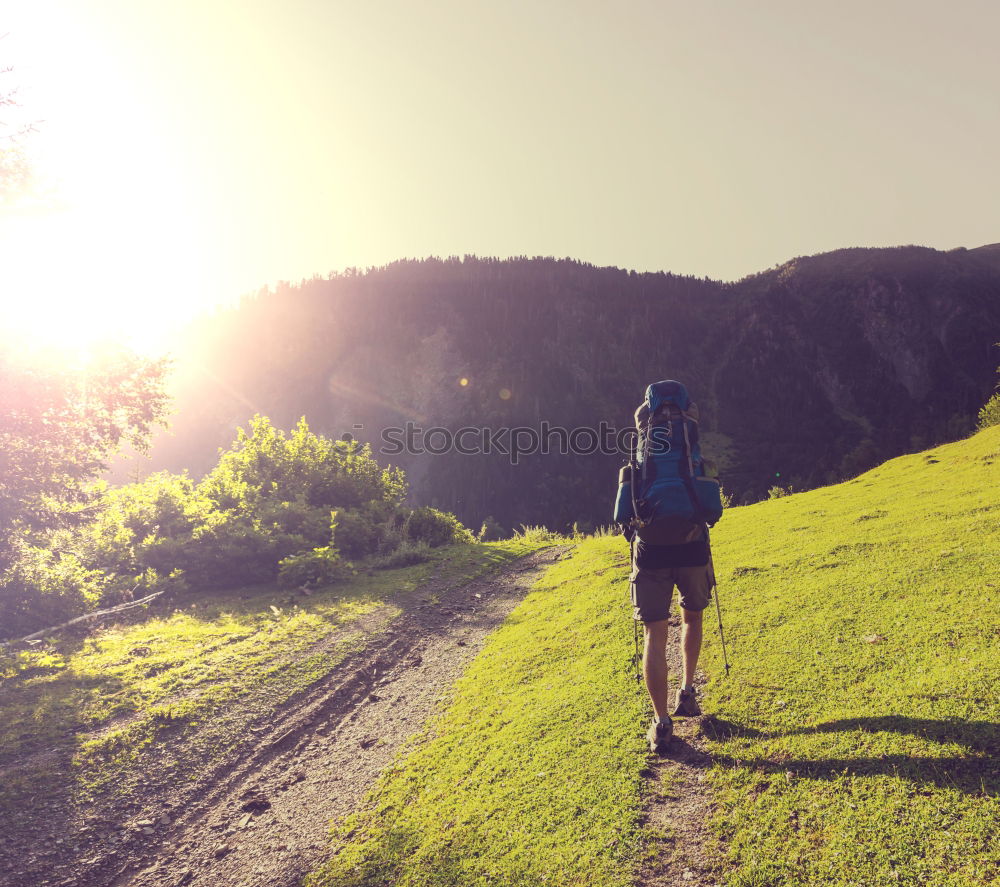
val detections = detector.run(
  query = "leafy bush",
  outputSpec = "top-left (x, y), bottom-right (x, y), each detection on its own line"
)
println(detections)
top-left (370, 540), bottom-right (433, 570)
top-left (0, 545), bottom-right (104, 640)
top-left (0, 346), bottom-right (169, 576)
top-left (277, 546), bottom-right (351, 588)
top-left (256, 497), bottom-right (331, 549)
top-left (176, 513), bottom-right (296, 587)
top-left (199, 415), bottom-right (406, 515)
top-left (331, 507), bottom-right (385, 559)
top-left (404, 506), bottom-right (475, 547)
top-left (83, 471), bottom-right (209, 579)
top-left (476, 515), bottom-right (506, 542)
top-left (978, 391), bottom-right (1000, 430)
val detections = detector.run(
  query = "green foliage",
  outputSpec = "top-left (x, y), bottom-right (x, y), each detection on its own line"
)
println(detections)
top-left (200, 415), bottom-right (405, 514)
top-left (511, 524), bottom-right (566, 543)
top-left (476, 515), bottom-right (506, 542)
top-left (0, 347), bottom-right (169, 569)
top-left (0, 347), bottom-right (169, 637)
top-left (100, 417), bottom-right (411, 592)
top-left (978, 391), bottom-right (1000, 429)
top-left (331, 507), bottom-right (385, 559)
top-left (369, 540), bottom-right (432, 570)
top-left (0, 544), bottom-right (104, 640)
top-left (0, 408), bottom-right (474, 639)
top-left (277, 546), bottom-right (351, 588)
top-left (766, 485), bottom-right (792, 499)
top-left (977, 358), bottom-right (1000, 431)
top-left (83, 471), bottom-right (208, 585)
top-left (403, 506), bottom-right (474, 547)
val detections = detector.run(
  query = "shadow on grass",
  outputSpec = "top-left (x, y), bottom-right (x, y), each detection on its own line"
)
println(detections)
top-left (701, 714), bottom-right (1000, 796)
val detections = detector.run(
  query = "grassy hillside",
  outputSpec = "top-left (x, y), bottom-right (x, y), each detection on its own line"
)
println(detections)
top-left (701, 423), bottom-right (999, 886)
top-left (308, 426), bottom-right (999, 886)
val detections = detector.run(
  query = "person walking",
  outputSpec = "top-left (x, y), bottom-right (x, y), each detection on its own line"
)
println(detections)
top-left (613, 380), bottom-right (723, 754)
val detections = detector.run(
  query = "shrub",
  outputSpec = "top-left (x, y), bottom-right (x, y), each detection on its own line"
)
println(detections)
top-left (257, 497), bottom-right (331, 549)
top-left (512, 524), bottom-right (565, 543)
top-left (182, 510), bottom-right (313, 588)
top-left (0, 545), bottom-right (104, 641)
top-left (277, 546), bottom-right (351, 589)
top-left (199, 415), bottom-right (406, 514)
top-left (476, 515), bottom-right (506, 542)
top-left (370, 540), bottom-right (433, 570)
top-left (83, 471), bottom-right (211, 584)
top-left (331, 508), bottom-right (385, 559)
top-left (978, 392), bottom-right (1000, 430)
top-left (404, 507), bottom-right (474, 547)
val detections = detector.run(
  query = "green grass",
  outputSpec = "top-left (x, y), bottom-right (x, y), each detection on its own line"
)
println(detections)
top-left (0, 539), bottom-right (543, 814)
top-left (308, 427), bottom-right (999, 887)
top-left (700, 425), bottom-right (1000, 887)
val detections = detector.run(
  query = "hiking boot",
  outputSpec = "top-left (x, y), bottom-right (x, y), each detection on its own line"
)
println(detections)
top-left (672, 686), bottom-right (702, 717)
top-left (646, 717), bottom-right (673, 753)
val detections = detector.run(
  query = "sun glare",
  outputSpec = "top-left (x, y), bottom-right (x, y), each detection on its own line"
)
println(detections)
top-left (1, 6), bottom-right (216, 362)
top-left (1, 207), bottom-right (197, 358)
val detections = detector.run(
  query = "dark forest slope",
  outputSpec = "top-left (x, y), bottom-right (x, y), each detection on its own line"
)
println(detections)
top-left (133, 245), bottom-right (1000, 531)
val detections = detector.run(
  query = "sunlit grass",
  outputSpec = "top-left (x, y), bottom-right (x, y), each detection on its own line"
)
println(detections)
top-left (699, 425), bottom-right (1000, 886)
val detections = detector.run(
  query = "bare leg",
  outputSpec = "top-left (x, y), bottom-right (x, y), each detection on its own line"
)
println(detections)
top-left (642, 619), bottom-right (670, 719)
top-left (680, 607), bottom-right (703, 688)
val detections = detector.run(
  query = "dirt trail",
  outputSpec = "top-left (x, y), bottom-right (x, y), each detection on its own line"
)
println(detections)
top-left (1, 546), bottom-right (568, 887)
top-left (637, 616), bottom-right (724, 887)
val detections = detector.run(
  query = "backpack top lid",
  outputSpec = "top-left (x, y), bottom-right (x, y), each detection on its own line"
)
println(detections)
top-left (644, 379), bottom-right (691, 414)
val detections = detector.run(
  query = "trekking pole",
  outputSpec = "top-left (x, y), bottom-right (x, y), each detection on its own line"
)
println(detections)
top-left (713, 577), bottom-right (731, 677)
top-left (629, 534), bottom-right (641, 683)
top-left (707, 529), bottom-right (732, 676)
top-left (633, 619), bottom-right (641, 684)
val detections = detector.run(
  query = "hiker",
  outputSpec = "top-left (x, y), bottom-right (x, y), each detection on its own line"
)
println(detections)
top-left (613, 380), bottom-right (723, 754)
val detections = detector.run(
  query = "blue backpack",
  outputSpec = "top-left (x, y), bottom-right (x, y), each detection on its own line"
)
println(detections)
top-left (613, 380), bottom-right (723, 542)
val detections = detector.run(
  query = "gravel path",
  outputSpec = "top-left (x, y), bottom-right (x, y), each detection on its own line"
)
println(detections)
top-left (636, 614), bottom-right (725, 887)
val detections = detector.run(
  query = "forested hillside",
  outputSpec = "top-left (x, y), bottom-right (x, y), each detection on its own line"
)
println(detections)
top-left (132, 244), bottom-right (1000, 531)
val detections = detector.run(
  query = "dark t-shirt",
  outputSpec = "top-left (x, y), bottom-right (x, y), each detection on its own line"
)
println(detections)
top-left (630, 524), bottom-right (710, 569)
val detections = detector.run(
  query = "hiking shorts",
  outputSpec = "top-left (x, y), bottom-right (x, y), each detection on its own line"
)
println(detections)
top-left (630, 556), bottom-right (714, 622)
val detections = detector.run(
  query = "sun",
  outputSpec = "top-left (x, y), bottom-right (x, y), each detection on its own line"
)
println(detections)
top-left (0, 200), bottom-right (211, 359)
top-left (0, 11), bottom-right (217, 361)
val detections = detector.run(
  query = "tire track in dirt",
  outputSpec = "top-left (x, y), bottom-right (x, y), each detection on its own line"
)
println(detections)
top-left (1, 546), bottom-right (568, 887)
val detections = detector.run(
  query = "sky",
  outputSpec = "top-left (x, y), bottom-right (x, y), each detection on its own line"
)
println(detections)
top-left (1, 0), bottom-right (998, 352)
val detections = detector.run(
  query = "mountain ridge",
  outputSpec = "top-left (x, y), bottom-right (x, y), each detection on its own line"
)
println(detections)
top-left (127, 244), bottom-right (1000, 531)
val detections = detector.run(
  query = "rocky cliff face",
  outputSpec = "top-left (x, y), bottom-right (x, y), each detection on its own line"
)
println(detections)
top-left (133, 246), bottom-right (1000, 530)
